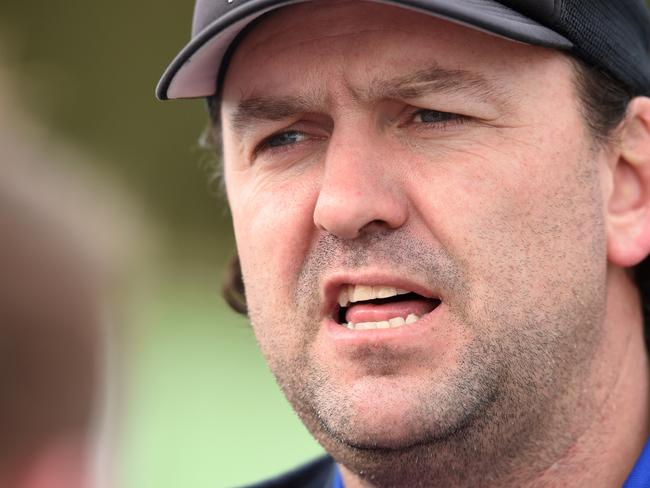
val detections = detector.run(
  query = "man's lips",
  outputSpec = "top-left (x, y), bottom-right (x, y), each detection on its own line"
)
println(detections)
top-left (322, 275), bottom-right (441, 331)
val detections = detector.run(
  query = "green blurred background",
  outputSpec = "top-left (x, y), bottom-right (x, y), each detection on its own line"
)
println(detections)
top-left (0, 1), bottom-right (322, 487)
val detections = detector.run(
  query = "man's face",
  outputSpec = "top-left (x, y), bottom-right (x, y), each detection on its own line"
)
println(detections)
top-left (221, 0), bottom-right (608, 482)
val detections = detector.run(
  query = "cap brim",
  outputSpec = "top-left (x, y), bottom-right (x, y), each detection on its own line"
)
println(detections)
top-left (156, 0), bottom-right (572, 100)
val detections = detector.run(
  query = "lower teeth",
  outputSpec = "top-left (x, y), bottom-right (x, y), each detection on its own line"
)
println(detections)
top-left (346, 313), bottom-right (420, 330)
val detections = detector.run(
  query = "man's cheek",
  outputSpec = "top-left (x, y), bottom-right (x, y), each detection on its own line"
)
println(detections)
top-left (235, 194), bottom-right (316, 294)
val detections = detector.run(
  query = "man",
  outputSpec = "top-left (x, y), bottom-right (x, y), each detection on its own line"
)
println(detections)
top-left (157, 1), bottom-right (650, 486)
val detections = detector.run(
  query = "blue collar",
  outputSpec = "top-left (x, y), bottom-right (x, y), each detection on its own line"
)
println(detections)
top-left (332, 438), bottom-right (650, 488)
top-left (332, 464), bottom-right (344, 488)
top-left (624, 437), bottom-right (650, 488)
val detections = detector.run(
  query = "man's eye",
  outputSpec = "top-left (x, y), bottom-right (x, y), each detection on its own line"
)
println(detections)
top-left (252, 127), bottom-right (327, 162)
top-left (264, 130), bottom-right (306, 148)
top-left (412, 109), bottom-right (465, 126)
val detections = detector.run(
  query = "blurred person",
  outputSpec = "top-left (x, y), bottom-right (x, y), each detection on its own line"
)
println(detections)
top-left (0, 190), bottom-right (101, 488)
top-left (159, 0), bottom-right (650, 487)
top-left (0, 47), bottom-right (144, 488)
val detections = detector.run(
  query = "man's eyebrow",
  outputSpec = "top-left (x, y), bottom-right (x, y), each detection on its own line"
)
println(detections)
top-left (353, 66), bottom-right (507, 106)
top-left (230, 95), bottom-right (318, 135)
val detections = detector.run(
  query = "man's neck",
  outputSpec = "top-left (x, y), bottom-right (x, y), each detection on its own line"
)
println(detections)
top-left (525, 267), bottom-right (650, 487)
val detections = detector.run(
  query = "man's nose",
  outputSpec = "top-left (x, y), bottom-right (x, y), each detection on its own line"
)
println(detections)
top-left (313, 135), bottom-right (409, 239)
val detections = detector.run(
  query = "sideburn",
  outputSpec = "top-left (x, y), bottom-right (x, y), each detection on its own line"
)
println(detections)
top-left (222, 253), bottom-right (247, 315)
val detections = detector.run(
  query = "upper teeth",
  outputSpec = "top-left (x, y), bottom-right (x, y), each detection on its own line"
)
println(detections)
top-left (338, 284), bottom-right (410, 307)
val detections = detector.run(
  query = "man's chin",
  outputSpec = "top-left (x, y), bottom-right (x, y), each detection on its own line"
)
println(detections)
top-left (311, 396), bottom-right (478, 453)
top-left (323, 426), bottom-right (447, 453)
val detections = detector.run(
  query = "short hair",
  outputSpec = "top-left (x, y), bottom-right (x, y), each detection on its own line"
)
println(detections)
top-left (210, 56), bottom-right (649, 347)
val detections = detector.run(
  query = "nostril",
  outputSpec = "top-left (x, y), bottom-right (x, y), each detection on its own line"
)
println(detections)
top-left (358, 219), bottom-right (393, 235)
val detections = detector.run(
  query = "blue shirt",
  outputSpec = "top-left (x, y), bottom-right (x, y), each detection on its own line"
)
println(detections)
top-left (624, 438), bottom-right (650, 488)
top-left (332, 438), bottom-right (650, 488)
top-left (332, 465), bottom-right (344, 488)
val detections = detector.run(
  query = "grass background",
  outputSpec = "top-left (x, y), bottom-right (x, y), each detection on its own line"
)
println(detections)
top-left (118, 277), bottom-right (323, 487)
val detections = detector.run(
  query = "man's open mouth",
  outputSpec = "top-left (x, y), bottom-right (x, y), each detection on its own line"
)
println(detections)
top-left (335, 284), bottom-right (441, 330)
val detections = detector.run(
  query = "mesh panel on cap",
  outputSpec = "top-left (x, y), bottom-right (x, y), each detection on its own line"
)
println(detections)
top-left (557, 1), bottom-right (650, 96)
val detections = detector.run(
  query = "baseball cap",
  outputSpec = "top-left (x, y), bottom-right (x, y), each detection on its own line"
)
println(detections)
top-left (156, 0), bottom-right (650, 101)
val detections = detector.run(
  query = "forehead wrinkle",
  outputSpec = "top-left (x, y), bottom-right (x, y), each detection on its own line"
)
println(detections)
top-left (227, 65), bottom-right (510, 136)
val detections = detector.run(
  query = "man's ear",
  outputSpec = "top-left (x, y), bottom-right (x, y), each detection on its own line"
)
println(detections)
top-left (607, 97), bottom-right (650, 267)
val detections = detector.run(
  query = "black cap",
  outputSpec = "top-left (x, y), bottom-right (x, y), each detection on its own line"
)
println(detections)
top-left (156, 0), bottom-right (650, 100)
